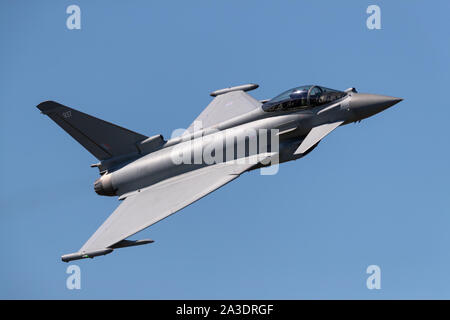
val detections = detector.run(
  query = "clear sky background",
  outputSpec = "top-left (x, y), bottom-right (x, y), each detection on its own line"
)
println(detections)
top-left (1, 0), bottom-right (449, 299)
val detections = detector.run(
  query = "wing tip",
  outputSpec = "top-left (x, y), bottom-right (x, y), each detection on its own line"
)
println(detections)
top-left (61, 248), bottom-right (114, 263)
top-left (210, 83), bottom-right (259, 97)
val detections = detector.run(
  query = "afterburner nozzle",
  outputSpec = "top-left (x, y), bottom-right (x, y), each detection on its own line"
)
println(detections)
top-left (94, 174), bottom-right (116, 196)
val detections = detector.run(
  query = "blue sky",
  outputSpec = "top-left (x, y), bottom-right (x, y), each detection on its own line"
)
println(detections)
top-left (1, 0), bottom-right (449, 299)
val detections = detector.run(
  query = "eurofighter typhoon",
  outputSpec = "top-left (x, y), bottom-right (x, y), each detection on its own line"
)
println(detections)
top-left (37, 84), bottom-right (402, 262)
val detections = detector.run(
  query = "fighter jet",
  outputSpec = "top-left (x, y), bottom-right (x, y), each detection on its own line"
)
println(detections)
top-left (37, 84), bottom-right (402, 262)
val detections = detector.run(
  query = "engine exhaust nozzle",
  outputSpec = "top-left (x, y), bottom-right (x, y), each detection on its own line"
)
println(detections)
top-left (94, 174), bottom-right (116, 196)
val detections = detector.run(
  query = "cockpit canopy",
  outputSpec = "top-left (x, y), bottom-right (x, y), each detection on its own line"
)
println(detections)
top-left (262, 85), bottom-right (346, 112)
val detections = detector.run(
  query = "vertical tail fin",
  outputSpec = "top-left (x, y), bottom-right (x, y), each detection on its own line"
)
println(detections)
top-left (37, 101), bottom-right (148, 160)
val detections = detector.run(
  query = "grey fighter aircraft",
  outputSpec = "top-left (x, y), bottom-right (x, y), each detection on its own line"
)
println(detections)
top-left (37, 84), bottom-right (402, 262)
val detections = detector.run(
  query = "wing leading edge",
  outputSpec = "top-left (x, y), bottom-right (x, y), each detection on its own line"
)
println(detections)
top-left (186, 90), bottom-right (262, 133)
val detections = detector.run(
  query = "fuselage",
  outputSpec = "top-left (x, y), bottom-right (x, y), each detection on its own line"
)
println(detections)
top-left (95, 87), bottom-right (402, 197)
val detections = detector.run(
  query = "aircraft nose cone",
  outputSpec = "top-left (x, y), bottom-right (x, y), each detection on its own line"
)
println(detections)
top-left (350, 93), bottom-right (403, 119)
top-left (376, 95), bottom-right (403, 108)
